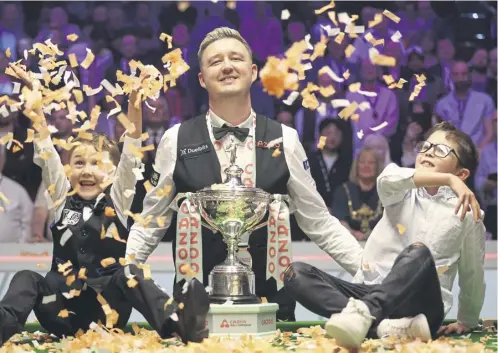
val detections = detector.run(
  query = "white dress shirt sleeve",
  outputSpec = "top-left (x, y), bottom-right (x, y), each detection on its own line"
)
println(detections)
top-left (110, 136), bottom-right (143, 227)
top-left (283, 126), bottom-right (363, 275)
top-left (126, 124), bottom-right (180, 263)
top-left (457, 217), bottom-right (486, 329)
top-left (376, 163), bottom-right (416, 207)
top-left (33, 136), bottom-right (71, 222)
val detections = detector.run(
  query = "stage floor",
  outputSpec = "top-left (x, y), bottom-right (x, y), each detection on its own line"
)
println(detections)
top-left (3, 321), bottom-right (496, 352)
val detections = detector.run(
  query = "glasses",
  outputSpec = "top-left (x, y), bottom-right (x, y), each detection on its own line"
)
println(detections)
top-left (415, 141), bottom-right (464, 164)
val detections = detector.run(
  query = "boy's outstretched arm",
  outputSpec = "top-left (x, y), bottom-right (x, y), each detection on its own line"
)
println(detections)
top-left (10, 64), bottom-right (70, 221)
top-left (110, 90), bottom-right (143, 226)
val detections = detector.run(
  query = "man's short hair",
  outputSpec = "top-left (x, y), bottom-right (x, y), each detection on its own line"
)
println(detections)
top-left (426, 122), bottom-right (479, 175)
top-left (197, 27), bottom-right (253, 65)
top-left (69, 132), bottom-right (121, 167)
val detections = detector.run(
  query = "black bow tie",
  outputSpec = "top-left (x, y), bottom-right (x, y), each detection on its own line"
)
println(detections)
top-left (213, 124), bottom-right (250, 142)
top-left (69, 194), bottom-right (107, 214)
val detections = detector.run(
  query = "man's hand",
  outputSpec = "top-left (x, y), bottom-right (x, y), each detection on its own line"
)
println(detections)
top-left (449, 175), bottom-right (481, 222)
top-left (437, 322), bottom-right (472, 335)
top-left (126, 89), bottom-right (143, 139)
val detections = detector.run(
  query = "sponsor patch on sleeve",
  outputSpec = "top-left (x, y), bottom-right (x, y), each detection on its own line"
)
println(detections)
top-left (150, 171), bottom-right (160, 187)
top-left (303, 159), bottom-right (310, 171)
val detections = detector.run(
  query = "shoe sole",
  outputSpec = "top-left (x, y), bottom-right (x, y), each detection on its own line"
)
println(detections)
top-left (325, 321), bottom-right (363, 348)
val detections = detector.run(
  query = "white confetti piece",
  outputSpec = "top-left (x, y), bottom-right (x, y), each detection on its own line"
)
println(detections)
top-left (60, 229), bottom-right (73, 246)
top-left (331, 99), bottom-right (350, 108)
top-left (123, 189), bottom-right (136, 198)
top-left (316, 102), bottom-right (327, 116)
top-left (358, 101), bottom-right (371, 111)
top-left (357, 129), bottom-right (364, 140)
top-left (320, 25), bottom-right (340, 37)
top-left (182, 281), bottom-right (189, 294)
top-left (42, 294), bottom-right (57, 304)
top-left (304, 34), bottom-right (313, 50)
top-left (169, 312), bottom-right (179, 322)
top-left (222, 300), bottom-right (234, 306)
top-left (144, 100), bottom-right (156, 113)
top-left (0, 105), bottom-right (9, 118)
top-left (12, 82), bottom-right (21, 94)
top-left (281, 9), bottom-right (290, 20)
top-left (370, 121), bottom-right (388, 132)
top-left (283, 91), bottom-right (299, 106)
top-left (205, 286), bottom-right (213, 293)
top-left (391, 30), bottom-right (402, 43)
top-left (132, 167), bottom-right (144, 181)
top-left (358, 89), bottom-right (378, 97)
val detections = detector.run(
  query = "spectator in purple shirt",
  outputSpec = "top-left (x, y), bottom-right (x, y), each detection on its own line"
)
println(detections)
top-left (36, 6), bottom-right (81, 47)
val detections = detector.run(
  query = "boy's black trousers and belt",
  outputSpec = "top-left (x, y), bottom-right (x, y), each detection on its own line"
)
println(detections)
top-left (284, 243), bottom-right (445, 339)
top-left (0, 265), bottom-right (179, 345)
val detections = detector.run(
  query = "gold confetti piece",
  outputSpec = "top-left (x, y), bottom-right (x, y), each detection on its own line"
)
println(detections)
top-left (344, 44), bottom-right (355, 59)
top-left (319, 85), bottom-right (335, 98)
top-left (362, 263), bottom-right (371, 270)
top-left (101, 257), bottom-right (116, 268)
top-left (396, 224), bottom-right (406, 235)
top-left (65, 274), bottom-right (76, 286)
top-left (68, 53), bottom-right (79, 68)
top-left (0, 192), bottom-right (10, 205)
top-left (272, 148), bottom-right (281, 157)
top-left (57, 309), bottom-right (74, 318)
top-left (66, 185), bottom-right (80, 197)
top-left (177, 1), bottom-right (189, 12)
top-left (164, 297), bottom-right (174, 310)
top-left (315, 1), bottom-right (335, 14)
top-left (349, 82), bottom-right (361, 92)
top-left (317, 136), bottom-right (327, 150)
top-left (5, 47), bottom-right (11, 58)
top-left (368, 13), bottom-right (384, 28)
top-left (119, 258), bottom-right (126, 266)
top-left (383, 74), bottom-right (395, 86)
top-left (138, 264), bottom-right (152, 280)
top-left (72, 89), bottom-right (84, 104)
top-left (371, 52), bottom-right (396, 67)
top-left (0, 132), bottom-right (13, 145)
top-left (178, 302), bottom-right (185, 310)
top-left (37, 263), bottom-right (47, 269)
top-left (143, 180), bottom-right (153, 193)
top-left (415, 74), bottom-right (426, 83)
top-left (78, 267), bottom-right (87, 279)
top-left (334, 32), bottom-right (345, 44)
top-left (364, 32), bottom-right (384, 47)
top-left (437, 265), bottom-right (449, 275)
top-left (383, 9), bottom-right (401, 23)
top-left (156, 216), bottom-right (166, 227)
top-left (127, 277), bottom-right (138, 288)
top-left (117, 112), bottom-right (136, 135)
top-left (66, 33), bottom-right (78, 42)
top-left (80, 48), bottom-right (95, 69)
top-left (57, 260), bottom-right (73, 275)
top-left (370, 121), bottom-right (389, 132)
top-left (261, 297), bottom-right (268, 304)
top-left (12, 145), bottom-right (21, 153)
top-left (105, 207), bottom-right (116, 217)
top-left (338, 101), bottom-right (359, 120)
top-left (351, 113), bottom-right (360, 121)
top-left (100, 224), bottom-right (106, 239)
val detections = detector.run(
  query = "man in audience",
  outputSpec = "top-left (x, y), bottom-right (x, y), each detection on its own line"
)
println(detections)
top-left (434, 60), bottom-right (495, 150)
top-left (428, 38), bottom-right (455, 92)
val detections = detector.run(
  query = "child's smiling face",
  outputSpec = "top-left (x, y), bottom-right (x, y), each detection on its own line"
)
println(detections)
top-left (69, 143), bottom-right (116, 200)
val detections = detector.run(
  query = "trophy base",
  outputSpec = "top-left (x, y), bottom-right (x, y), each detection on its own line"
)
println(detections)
top-left (209, 294), bottom-right (261, 305)
top-left (206, 303), bottom-right (279, 337)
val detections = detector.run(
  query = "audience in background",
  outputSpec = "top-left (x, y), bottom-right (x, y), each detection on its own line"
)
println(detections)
top-left (331, 147), bottom-right (383, 241)
top-left (0, 1), bottom-right (495, 243)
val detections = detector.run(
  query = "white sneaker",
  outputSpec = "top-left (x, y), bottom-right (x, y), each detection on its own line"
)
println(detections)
top-left (377, 314), bottom-right (431, 342)
top-left (325, 298), bottom-right (375, 348)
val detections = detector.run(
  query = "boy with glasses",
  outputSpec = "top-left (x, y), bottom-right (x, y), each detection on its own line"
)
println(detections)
top-left (284, 122), bottom-right (485, 348)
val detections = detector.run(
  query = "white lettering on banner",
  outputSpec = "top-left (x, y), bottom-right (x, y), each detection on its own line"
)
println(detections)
top-left (175, 193), bottom-right (202, 282)
top-left (267, 195), bottom-right (292, 290)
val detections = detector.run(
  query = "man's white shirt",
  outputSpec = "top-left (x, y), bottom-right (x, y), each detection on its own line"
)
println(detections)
top-left (126, 113), bottom-right (364, 275)
top-left (353, 163), bottom-right (486, 329)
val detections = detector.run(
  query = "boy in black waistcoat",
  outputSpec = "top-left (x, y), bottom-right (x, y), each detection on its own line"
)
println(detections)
top-left (0, 65), bottom-right (209, 346)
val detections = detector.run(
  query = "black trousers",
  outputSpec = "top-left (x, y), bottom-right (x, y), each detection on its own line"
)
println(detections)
top-left (284, 243), bottom-right (445, 339)
top-left (0, 265), bottom-right (178, 346)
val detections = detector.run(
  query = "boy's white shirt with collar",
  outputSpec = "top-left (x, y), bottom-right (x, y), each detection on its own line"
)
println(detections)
top-left (353, 163), bottom-right (486, 329)
top-left (33, 135), bottom-right (143, 227)
top-left (126, 111), bottom-right (364, 275)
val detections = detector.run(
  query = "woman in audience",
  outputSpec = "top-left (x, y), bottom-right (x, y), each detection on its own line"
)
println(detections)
top-left (420, 30), bottom-right (439, 69)
top-left (363, 134), bottom-right (392, 169)
top-left (331, 147), bottom-right (383, 241)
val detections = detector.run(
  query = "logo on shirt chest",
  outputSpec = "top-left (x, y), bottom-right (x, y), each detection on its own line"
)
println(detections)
top-left (61, 209), bottom-right (82, 226)
top-left (178, 143), bottom-right (212, 160)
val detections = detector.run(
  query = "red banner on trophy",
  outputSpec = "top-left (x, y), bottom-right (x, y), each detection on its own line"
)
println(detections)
top-left (175, 193), bottom-right (202, 283)
top-left (266, 195), bottom-right (292, 290)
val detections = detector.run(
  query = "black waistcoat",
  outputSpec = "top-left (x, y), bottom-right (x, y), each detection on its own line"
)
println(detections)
top-left (50, 187), bottom-right (128, 291)
top-left (165, 114), bottom-right (290, 296)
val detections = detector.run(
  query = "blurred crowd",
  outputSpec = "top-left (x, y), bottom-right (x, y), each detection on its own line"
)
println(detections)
top-left (0, 1), bottom-right (496, 243)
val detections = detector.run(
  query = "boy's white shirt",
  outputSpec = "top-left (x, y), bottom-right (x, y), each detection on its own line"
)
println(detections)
top-left (33, 135), bottom-right (142, 227)
top-left (353, 163), bottom-right (486, 329)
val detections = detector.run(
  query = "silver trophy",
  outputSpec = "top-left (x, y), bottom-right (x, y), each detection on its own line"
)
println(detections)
top-left (189, 142), bottom-right (288, 304)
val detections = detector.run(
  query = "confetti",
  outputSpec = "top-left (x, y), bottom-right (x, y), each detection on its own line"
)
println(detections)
top-left (127, 277), bottom-right (139, 288)
top-left (282, 91), bottom-right (299, 106)
top-left (5, 47), bottom-right (11, 58)
top-left (331, 99), bottom-right (350, 108)
top-left (368, 13), bottom-right (384, 28)
top-left (100, 257), bottom-right (116, 268)
top-left (383, 9), bottom-right (401, 23)
top-left (317, 136), bottom-right (327, 150)
top-left (78, 267), bottom-right (87, 280)
top-left (315, 1), bottom-right (335, 15)
top-left (396, 224), bottom-right (406, 235)
top-left (65, 274), bottom-right (76, 286)
top-left (80, 48), bottom-right (95, 69)
top-left (105, 207), bottom-right (116, 217)
top-left (370, 121), bottom-right (389, 132)
top-left (66, 33), bottom-right (78, 42)
top-left (364, 32), bottom-right (384, 47)
top-left (60, 229), bottom-right (73, 246)
top-left (437, 265), bottom-right (449, 275)
top-left (159, 33), bottom-right (173, 49)
top-left (391, 30), bottom-right (402, 43)
top-left (57, 309), bottom-right (74, 318)
top-left (344, 45), bottom-right (355, 58)
top-left (137, 264), bottom-right (152, 280)
top-left (177, 1), bottom-right (189, 12)
top-left (42, 294), bottom-right (57, 304)
top-left (272, 148), bottom-right (281, 157)
top-left (261, 297), bottom-right (268, 304)
top-left (281, 9), bottom-right (291, 20)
